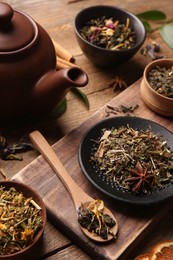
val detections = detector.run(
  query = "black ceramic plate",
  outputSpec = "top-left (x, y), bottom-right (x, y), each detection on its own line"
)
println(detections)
top-left (79, 116), bottom-right (173, 205)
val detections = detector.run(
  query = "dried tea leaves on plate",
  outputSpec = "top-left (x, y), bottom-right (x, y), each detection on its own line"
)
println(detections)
top-left (79, 116), bottom-right (173, 205)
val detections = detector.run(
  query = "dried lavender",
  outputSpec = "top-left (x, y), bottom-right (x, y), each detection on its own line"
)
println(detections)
top-left (140, 41), bottom-right (164, 60)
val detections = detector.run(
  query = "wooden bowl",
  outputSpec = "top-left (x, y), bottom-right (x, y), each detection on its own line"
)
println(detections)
top-left (74, 5), bottom-right (146, 67)
top-left (0, 180), bottom-right (46, 260)
top-left (140, 59), bottom-right (173, 117)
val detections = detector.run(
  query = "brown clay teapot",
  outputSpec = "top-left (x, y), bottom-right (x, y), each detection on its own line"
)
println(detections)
top-left (0, 2), bottom-right (88, 120)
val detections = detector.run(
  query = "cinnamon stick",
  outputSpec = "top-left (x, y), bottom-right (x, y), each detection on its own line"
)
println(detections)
top-left (52, 38), bottom-right (74, 62)
top-left (68, 0), bottom-right (87, 3)
top-left (56, 56), bottom-right (78, 70)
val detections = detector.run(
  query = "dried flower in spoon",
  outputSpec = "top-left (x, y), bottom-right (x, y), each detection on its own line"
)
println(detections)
top-left (78, 199), bottom-right (116, 240)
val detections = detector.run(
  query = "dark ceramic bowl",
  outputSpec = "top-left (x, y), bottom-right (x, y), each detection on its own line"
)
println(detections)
top-left (0, 180), bottom-right (46, 260)
top-left (74, 5), bottom-right (146, 67)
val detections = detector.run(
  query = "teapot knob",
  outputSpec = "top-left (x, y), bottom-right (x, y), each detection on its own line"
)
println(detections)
top-left (0, 2), bottom-right (36, 52)
top-left (0, 2), bottom-right (13, 26)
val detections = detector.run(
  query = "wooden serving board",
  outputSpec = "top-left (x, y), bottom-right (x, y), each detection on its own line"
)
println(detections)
top-left (12, 78), bottom-right (173, 260)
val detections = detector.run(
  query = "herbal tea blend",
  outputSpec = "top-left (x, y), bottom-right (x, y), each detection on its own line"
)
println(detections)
top-left (80, 16), bottom-right (136, 50)
top-left (147, 66), bottom-right (173, 98)
top-left (0, 186), bottom-right (43, 255)
top-left (78, 200), bottom-right (116, 240)
top-left (90, 126), bottom-right (173, 194)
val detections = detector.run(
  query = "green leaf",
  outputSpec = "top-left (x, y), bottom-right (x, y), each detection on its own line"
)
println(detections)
top-left (160, 24), bottom-right (173, 48)
top-left (137, 10), bottom-right (167, 21)
top-left (70, 87), bottom-right (90, 109)
top-left (142, 20), bottom-right (152, 32)
top-left (50, 88), bottom-right (89, 118)
top-left (51, 98), bottom-right (67, 118)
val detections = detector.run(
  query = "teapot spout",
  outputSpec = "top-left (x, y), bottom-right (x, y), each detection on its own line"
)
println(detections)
top-left (33, 67), bottom-right (88, 113)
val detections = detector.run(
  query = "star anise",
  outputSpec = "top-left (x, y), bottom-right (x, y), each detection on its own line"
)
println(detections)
top-left (108, 76), bottom-right (128, 91)
top-left (125, 161), bottom-right (154, 193)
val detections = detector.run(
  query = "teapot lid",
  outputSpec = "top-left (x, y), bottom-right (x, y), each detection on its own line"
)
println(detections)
top-left (0, 2), bottom-right (36, 52)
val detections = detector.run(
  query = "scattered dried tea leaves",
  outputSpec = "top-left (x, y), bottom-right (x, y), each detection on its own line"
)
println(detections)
top-left (147, 65), bottom-right (173, 98)
top-left (90, 126), bottom-right (173, 194)
top-left (80, 16), bottom-right (136, 50)
top-left (105, 104), bottom-right (139, 117)
top-left (0, 186), bottom-right (43, 255)
top-left (0, 134), bottom-right (33, 160)
top-left (78, 200), bottom-right (116, 240)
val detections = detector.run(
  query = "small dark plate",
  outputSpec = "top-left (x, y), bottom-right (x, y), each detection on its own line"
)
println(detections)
top-left (78, 116), bottom-right (173, 205)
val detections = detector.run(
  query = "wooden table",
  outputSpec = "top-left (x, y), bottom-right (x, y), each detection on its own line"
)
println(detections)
top-left (1, 1), bottom-right (173, 259)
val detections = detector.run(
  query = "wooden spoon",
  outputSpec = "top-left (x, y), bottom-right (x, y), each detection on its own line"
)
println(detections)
top-left (29, 130), bottom-right (118, 243)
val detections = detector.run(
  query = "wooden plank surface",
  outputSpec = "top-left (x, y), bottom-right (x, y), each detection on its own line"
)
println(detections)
top-left (1, 1), bottom-right (173, 259)
top-left (12, 78), bottom-right (173, 260)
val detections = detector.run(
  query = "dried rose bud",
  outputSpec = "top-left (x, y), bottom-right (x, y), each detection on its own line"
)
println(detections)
top-left (105, 19), bottom-right (115, 29)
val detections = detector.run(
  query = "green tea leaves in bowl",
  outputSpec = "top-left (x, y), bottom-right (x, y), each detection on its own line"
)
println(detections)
top-left (80, 16), bottom-right (136, 51)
